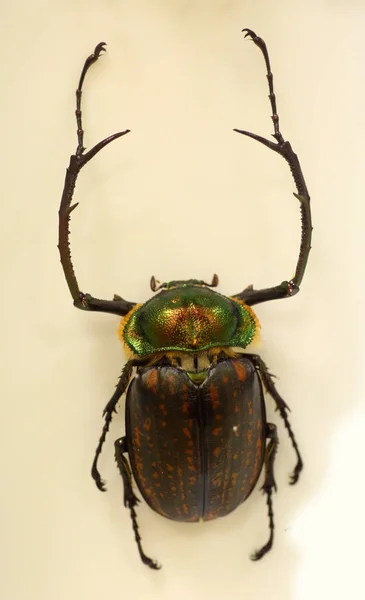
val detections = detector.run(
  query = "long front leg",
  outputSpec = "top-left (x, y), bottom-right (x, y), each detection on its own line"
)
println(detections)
top-left (233, 29), bottom-right (312, 306)
top-left (58, 43), bottom-right (135, 317)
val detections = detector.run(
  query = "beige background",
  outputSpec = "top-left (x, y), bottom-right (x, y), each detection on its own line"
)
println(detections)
top-left (1, 1), bottom-right (364, 599)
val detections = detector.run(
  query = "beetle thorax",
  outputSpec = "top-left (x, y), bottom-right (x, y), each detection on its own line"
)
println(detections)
top-left (118, 284), bottom-right (259, 358)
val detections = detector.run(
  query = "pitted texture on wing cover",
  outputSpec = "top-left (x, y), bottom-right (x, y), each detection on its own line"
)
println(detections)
top-left (126, 357), bottom-right (266, 521)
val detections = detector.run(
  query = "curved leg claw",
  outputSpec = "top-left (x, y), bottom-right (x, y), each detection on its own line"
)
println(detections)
top-left (82, 42), bottom-right (107, 75)
top-left (251, 537), bottom-right (273, 562)
top-left (93, 42), bottom-right (107, 57)
top-left (290, 457), bottom-right (303, 485)
top-left (242, 28), bottom-right (257, 40)
top-left (142, 555), bottom-right (161, 571)
top-left (91, 462), bottom-right (107, 492)
top-left (242, 28), bottom-right (264, 48)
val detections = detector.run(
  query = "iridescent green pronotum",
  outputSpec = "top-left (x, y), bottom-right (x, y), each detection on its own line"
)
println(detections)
top-left (58, 29), bottom-right (312, 570)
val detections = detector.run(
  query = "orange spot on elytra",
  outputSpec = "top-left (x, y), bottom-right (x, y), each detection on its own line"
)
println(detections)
top-left (209, 385), bottom-right (220, 410)
top-left (247, 429), bottom-right (253, 445)
top-left (134, 426), bottom-right (141, 448)
top-left (232, 361), bottom-right (247, 382)
top-left (212, 475), bottom-right (222, 487)
top-left (161, 421), bottom-right (167, 427)
top-left (182, 401), bottom-right (190, 414)
top-left (159, 403), bottom-right (167, 416)
top-left (245, 450), bottom-right (252, 467)
top-left (183, 427), bottom-right (192, 439)
top-left (213, 447), bottom-right (221, 458)
top-left (167, 374), bottom-right (176, 395)
top-left (144, 418), bottom-right (151, 431)
top-left (212, 427), bottom-right (222, 436)
top-left (145, 369), bottom-right (158, 393)
top-left (177, 466), bottom-right (186, 500)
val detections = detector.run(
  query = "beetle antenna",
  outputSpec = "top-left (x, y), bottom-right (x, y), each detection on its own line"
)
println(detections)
top-left (209, 273), bottom-right (219, 287)
top-left (150, 276), bottom-right (161, 292)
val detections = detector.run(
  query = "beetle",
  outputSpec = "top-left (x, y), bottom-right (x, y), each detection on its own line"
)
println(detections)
top-left (58, 29), bottom-right (312, 569)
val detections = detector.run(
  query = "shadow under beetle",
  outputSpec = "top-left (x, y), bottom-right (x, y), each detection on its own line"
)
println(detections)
top-left (58, 29), bottom-right (312, 569)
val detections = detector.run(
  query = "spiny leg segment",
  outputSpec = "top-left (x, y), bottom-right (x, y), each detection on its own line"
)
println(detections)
top-left (58, 43), bottom-right (134, 317)
top-left (251, 423), bottom-right (278, 561)
top-left (91, 360), bottom-right (135, 491)
top-left (115, 437), bottom-right (160, 570)
top-left (233, 29), bottom-right (312, 306)
top-left (249, 353), bottom-right (303, 484)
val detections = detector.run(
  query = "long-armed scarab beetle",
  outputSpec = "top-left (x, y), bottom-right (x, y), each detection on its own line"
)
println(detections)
top-left (58, 29), bottom-right (312, 569)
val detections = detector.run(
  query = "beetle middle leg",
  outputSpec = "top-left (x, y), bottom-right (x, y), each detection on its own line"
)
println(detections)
top-left (249, 353), bottom-right (303, 484)
top-left (114, 437), bottom-right (160, 570)
top-left (91, 360), bottom-right (135, 491)
top-left (251, 423), bottom-right (278, 561)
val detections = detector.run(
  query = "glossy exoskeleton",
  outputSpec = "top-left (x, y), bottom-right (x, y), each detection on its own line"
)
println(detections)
top-left (58, 29), bottom-right (312, 569)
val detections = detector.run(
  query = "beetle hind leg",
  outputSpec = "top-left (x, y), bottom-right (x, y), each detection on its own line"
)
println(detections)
top-left (114, 437), bottom-right (161, 570)
top-left (251, 423), bottom-right (278, 561)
